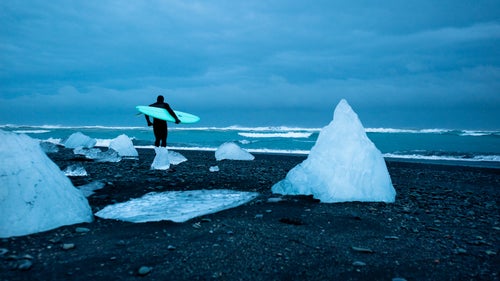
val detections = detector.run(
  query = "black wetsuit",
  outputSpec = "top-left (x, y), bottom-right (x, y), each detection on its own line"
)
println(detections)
top-left (145, 102), bottom-right (178, 147)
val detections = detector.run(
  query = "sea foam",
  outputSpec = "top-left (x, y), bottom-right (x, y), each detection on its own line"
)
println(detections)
top-left (238, 132), bottom-right (312, 138)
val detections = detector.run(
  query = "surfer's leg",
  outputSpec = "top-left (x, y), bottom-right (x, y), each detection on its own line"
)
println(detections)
top-left (161, 128), bottom-right (168, 147)
top-left (153, 126), bottom-right (161, 147)
top-left (161, 135), bottom-right (167, 147)
top-left (159, 124), bottom-right (167, 147)
top-left (160, 130), bottom-right (167, 147)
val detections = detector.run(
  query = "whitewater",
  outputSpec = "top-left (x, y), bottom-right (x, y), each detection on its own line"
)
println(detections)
top-left (1, 124), bottom-right (499, 168)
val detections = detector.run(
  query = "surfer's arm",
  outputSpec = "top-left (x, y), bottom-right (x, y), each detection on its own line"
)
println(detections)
top-left (145, 115), bottom-right (153, 126)
top-left (165, 104), bottom-right (181, 124)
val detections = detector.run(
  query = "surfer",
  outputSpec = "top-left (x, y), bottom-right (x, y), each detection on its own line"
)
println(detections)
top-left (145, 95), bottom-right (181, 147)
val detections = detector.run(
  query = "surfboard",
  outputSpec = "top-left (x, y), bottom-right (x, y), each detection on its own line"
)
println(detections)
top-left (136, 105), bottom-right (200, 124)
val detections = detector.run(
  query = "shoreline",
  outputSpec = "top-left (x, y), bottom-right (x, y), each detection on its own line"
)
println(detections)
top-left (384, 157), bottom-right (500, 170)
top-left (132, 145), bottom-right (500, 169)
top-left (1, 148), bottom-right (499, 280)
top-left (2, 125), bottom-right (499, 168)
top-left (2, 123), bottom-right (499, 133)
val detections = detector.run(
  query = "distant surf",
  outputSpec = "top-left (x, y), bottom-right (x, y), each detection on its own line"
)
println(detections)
top-left (12, 130), bottom-right (51, 134)
top-left (2, 124), bottom-right (499, 168)
top-left (238, 132), bottom-right (313, 138)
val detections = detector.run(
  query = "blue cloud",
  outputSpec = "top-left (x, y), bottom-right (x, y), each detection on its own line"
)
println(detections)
top-left (1, 0), bottom-right (499, 128)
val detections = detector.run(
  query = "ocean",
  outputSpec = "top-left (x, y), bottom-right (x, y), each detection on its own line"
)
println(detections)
top-left (1, 124), bottom-right (499, 168)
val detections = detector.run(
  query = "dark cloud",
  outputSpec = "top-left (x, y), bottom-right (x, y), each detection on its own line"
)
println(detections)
top-left (1, 0), bottom-right (499, 128)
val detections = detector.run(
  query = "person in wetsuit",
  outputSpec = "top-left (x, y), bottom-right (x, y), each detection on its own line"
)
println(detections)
top-left (145, 95), bottom-right (181, 147)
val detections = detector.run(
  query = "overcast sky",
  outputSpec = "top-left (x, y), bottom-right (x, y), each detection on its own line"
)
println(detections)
top-left (1, 1), bottom-right (499, 128)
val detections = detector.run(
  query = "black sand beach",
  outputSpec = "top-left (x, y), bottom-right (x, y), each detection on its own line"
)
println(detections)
top-left (1, 148), bottom-right (499, 280)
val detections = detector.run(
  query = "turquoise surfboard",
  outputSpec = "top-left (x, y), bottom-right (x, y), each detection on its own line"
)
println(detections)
top-left (136, 105), bottom-right (200, 124)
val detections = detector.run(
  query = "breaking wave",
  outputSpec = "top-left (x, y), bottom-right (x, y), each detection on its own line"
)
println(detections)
top-left (384, 152), bottom-right (500, 163)
top-left (238, 132), bottom-right (312, 138)
top-left (13, 130), bottom-right (51, 134)
top-left (367, 128), bottom-right (499, 136)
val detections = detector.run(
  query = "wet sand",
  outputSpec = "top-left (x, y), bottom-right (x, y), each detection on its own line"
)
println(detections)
top-left (1, 148), bottom-right (499, 280)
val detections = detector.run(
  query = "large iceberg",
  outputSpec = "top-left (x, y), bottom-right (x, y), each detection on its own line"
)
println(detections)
top-left (63, 132), bottom-right (96, 149)
top-left (0, 130), bottom-right (93, 238)
top-left (215, 142), bottom-right (255, 161)
top-left (95, 189), bottom-right (259, 223)
top-left (272, 99), bottom-right (396, 203)
top-left (109, 134), bottom-right (138, 157)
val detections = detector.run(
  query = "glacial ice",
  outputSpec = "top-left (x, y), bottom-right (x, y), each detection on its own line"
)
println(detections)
top-left (73, 147), bottom-right (121, 162)
top-left (272, 99), bottom-right (396, 203)
top-left (109, 134), bottom-right (138, 157)
top-left (168, 150), bottom-right (187, 165)
top-left (78, 181), bottom-right (106, 197)
top-left (151, 147), bottom-right (170, 170)
top-left (40, 141), bottom-right (59, 153)
top-left (95, 189), bottom-right (259, 223)
top-left (215, 142), bottom-right (255, 161)
top-left (150, 149), bottom-right (187, 170)
top-left (64, 164), bottom-right (88, 176)
top-left (0, 130), bottom-right (93, 238)
top-left (63, 132), bottom-right (96, 149)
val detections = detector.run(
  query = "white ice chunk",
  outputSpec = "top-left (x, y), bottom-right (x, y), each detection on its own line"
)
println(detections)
top-left (95, 149), bottom-right (121, 162)
top-left (63, 132), bottom-right (96, 149)
top-left (109, 134), bottom-right (138, 157)
top-left (45, 137), bottom-right (62, 145)
top-left (78, 181), bottom-right (105, 197)
top-left (215, 142), bottom-right (255, 161)
top-left (64, 164), bottom-right (88, 176)
top-left (0, 130), bottom-right (93, 238)
top-left (209, 166), bottom-right (220, 172)
top-left (151, 147), bottom-right (170, 170)
top-left (95, 138), bottom-right (112, 147)
top-left (168, 151), bottom-right (187, 165)
top-left (74, 147), bottom-right (121, 162)
top-left (40, 141), bottom-right (59, 153)
top-left (95, 189), bottom-right (259, 223)
top-left (272, 99), bottom-right (396, 203)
